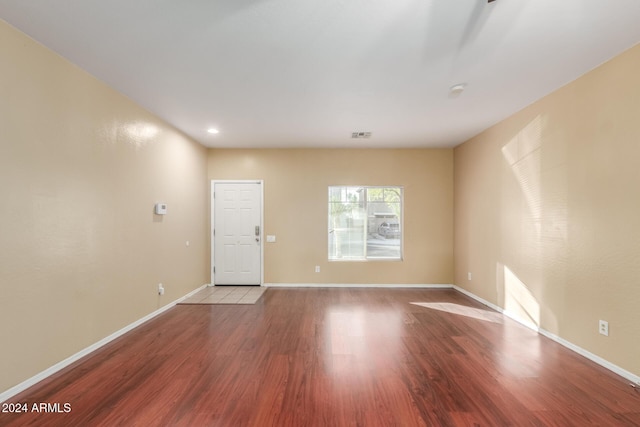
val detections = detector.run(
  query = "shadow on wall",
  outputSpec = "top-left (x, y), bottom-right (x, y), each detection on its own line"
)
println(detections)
top-left (495, 113), bottom-right (564, 335)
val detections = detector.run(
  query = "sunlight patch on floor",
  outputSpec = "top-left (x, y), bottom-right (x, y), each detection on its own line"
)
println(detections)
top-left (410, 302), bottom-right (503, 323)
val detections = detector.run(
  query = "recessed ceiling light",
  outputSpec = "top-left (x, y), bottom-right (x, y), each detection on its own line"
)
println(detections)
top-left (449, 83), bottom-right (467, 98)
top-left (207, 128), bottom-right (220, 134)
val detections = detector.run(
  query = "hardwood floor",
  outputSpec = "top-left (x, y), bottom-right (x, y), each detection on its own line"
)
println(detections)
top-left (2, 288), bottom-right (639, 426)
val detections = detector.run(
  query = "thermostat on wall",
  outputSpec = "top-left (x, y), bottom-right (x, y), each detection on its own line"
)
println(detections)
top-left (155, 203), bottom-right (168, 215)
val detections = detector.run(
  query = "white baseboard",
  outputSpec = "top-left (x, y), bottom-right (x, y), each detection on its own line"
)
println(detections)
top-left (453, 285), bottom-right (640, 385)
top-left (264, 283), bottom-right (454, 288)
top-left (452, 285), bottom-right (505, 313)
top-left (0, 284), bottom-right (208, 403)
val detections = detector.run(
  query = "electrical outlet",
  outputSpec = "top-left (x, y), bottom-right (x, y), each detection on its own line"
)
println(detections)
top-left (598, 320), bottom-right (609, 336)
top-left (158, 283), bottom-right (165, 296)
top-left (315, 265), bottom-right (320, 273)
top-left (468, 272), bottom-right (472, 281)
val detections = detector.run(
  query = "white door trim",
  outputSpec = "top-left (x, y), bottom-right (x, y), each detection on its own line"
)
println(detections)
top-left (211, 180), bottom-right (264, 286)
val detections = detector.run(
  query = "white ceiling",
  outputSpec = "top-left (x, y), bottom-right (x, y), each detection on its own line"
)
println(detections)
top-left (1, 0), bottom-right (640, 148)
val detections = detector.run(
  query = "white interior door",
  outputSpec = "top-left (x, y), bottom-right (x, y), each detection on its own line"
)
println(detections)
top-left (212, 181), bottom-right (262, 285)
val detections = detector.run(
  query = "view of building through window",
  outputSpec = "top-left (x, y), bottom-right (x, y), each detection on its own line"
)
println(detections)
top-left (328, 186), bottom-right (402, 260)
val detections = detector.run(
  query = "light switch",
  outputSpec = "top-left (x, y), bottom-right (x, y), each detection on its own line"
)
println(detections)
top-left (266, 235), bottom-right (276, 243)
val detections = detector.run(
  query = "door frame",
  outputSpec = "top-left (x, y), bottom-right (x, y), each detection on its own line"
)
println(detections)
top-left (210, 180), bottom-right (264, 286)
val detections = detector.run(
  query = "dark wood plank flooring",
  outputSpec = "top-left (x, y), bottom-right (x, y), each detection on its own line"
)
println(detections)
top-left (1, 288), bottom-right (639, 426)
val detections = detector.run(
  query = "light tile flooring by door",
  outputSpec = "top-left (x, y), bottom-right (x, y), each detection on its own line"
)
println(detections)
top-left (180, 286), bottom-right (266, 305)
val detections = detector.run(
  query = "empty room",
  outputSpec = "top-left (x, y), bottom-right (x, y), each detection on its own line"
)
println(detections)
top-left (1, 0), bottom-right (639, 425)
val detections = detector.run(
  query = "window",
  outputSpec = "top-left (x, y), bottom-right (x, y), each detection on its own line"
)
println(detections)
top-left (328, 186), bottom-right (402, 260)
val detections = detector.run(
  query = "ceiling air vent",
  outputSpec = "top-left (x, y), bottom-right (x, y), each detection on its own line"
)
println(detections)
top-left (351, 132), bottom-right (372, 139)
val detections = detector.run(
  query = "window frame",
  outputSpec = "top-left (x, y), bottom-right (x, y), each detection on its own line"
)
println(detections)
top-left (327, 185), bottom-right (404, 262)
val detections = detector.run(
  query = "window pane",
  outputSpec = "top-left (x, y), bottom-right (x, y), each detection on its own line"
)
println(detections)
top-left (328, 186), bottom-right (402, 261)
top-left (328, 187), bottom-right (366, 259)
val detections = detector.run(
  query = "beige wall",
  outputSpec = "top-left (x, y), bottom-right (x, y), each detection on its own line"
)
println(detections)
top-left (208, 149), bottom-right (453, 285)
top-left (0, 20), bottom-right (209, 393)
top-left (4, 6), bottom-right (637, 397)
top-left (454, 44), bottom-right (640, 376)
